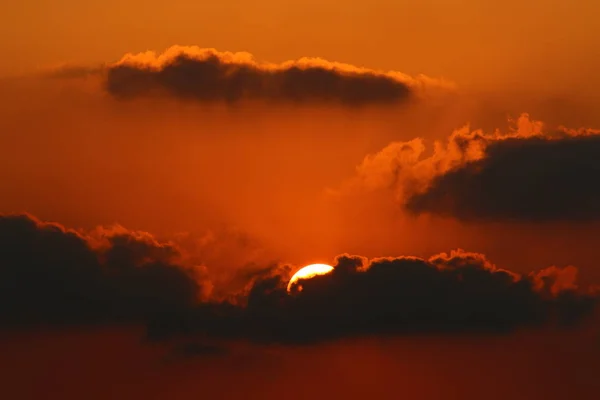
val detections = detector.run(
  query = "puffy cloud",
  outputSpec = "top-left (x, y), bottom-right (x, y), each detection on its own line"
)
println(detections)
top-left (0, 213), bottom-right (201, 326)
top-left (1, 213), bottom-right (596, 341)
top-left (103, 46), bottom-right (451, 106)
top-left (340, 114), bottom-right (600, 222)
top-left (147, 249), bottom-right (597, 343)
top-left (406, 132), bottom-right (600, 221)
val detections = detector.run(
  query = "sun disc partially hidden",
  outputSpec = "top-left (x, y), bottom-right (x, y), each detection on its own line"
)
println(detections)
top-left (287, 263), bottom-right (334, 292)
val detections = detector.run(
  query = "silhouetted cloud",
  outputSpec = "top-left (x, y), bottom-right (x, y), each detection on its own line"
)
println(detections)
top-left (0, 214), bottom-right (201, 326)
top-left (1, 213), bottom-right (596, 341)
top-left (406, 133), bottom-right (600, 221)
top-left (338, 114), bottom-right (600, 222)
top-left (147, 250), bottom-right (598, 344)
top-left (103, 46), bottom-right (433, 106)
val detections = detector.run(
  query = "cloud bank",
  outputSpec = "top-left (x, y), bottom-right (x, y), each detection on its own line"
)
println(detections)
top-left (0, 213), bottom-right (596, 341)
top-left (101, 46), bottom-right (451, 106)
top-left (148, 249), bottom-right (596, 343)
top-left (343, 114), bottom-right (600, 222)
top-left (0, 214), bottom-right (203, 326)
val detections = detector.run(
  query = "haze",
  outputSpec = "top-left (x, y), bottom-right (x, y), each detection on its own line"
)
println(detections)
top-left (0, 1), bottom-right (599, 399)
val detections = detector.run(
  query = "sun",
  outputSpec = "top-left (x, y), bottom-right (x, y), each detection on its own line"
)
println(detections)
top-left (287, 263), bottom-right (334, 292)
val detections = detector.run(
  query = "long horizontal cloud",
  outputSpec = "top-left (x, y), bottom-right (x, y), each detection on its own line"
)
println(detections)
top-left (0, 213), bottom-right (202, 326)
top-left (2, 213), bottom-right (596, 341)
top-left (147, 250), bottom-right (598, 343)
top-left (342, 114), bottom-right (600, 222)
top-left (103, 46), bottom-right (449, 106)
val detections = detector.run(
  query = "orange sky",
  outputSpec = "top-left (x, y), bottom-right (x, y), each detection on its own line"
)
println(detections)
top-left (2, 0), bottom-right (600, 95)
top-left (1, 71), bottom-right (599, 286)
top-left (1, 4), bottom-right (600, 399)
top-left (0, 0), bottom-right (599, 315)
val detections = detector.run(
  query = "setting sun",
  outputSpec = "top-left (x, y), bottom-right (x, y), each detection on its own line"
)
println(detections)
top-left (1, 2), bottom-right (600, 398)
top-left (287, 263), bottom-right (334, 292)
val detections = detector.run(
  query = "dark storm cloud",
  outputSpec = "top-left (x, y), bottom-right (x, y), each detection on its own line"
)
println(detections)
top-left (406, 134), bottom-right (600, 221)
top-left (104, 47), bottom-right (415, 106)
top-left (147, 250), bottom-right (598, 344)
top-left (0, 214), bottom-right (200, 326)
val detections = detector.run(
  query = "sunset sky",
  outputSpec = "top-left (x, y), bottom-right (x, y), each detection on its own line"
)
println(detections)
top-left (1, 2), bottom-right (599, 399)
top-left (3, 1), bottom-right (600, 91)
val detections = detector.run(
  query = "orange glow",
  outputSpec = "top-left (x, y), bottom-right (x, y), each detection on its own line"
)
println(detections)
top-left (287, 263), bottom-right (334, 292)
top-left (1, 2), bottom-right (600, 398)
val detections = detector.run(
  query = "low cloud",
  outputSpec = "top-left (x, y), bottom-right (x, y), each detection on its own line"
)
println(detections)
top-left (147, 250), bottom-right (598, 343)
top-left (0, 213), bottom-right (202, 326)
top-left (1, 213), bottom-right (596, 342)
top-left (338, 113), bottom-right (600, 222)
top-left (102, 46), bottom-right (452, 106)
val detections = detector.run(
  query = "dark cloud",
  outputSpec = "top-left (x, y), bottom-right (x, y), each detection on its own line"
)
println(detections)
top-left (147, 250), bottom-right (598, 344)
top-left (341, 113), bottom-right (600, 222)
top-left (1, 213), bottom-right (596, 342)
top-left (406, 134), bottom-right (600, 222)
top-left (104, 47), bottom-right (415, 106)
top-left (0, 214), bottom-right (200, 326)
